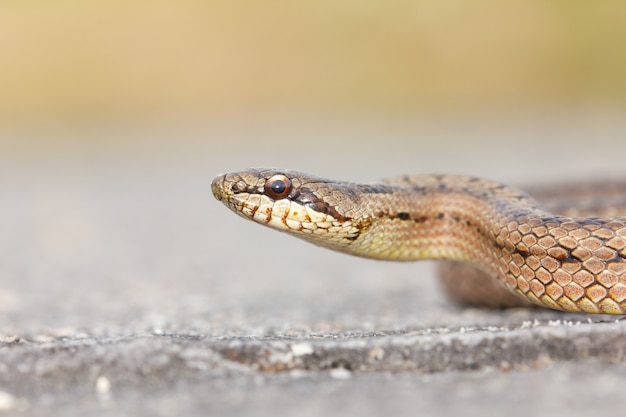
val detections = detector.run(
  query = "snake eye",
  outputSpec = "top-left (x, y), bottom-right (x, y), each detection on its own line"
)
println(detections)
top-left (264, 175), bottom-right (292, 200)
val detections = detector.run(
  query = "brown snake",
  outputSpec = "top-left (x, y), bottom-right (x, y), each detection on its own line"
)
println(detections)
top-left (212, 168), bottom-right (626, 314)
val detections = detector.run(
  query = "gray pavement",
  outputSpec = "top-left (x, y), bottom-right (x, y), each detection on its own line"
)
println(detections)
top-left (1, 114), bottom-right (626, 416)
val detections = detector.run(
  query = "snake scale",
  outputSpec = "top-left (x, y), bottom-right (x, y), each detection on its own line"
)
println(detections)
top-left (212, 168), bottom-right (626, 314)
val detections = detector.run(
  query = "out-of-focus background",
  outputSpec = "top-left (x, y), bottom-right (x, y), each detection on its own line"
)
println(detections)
top-left (2, 2), bottom-right (626, 415)
top-left (2, 0), bottom-right (626, 328)
top-left (2, 0), bottom-right (626, 330)
top-left (2, 1), bottom-right (626, 122)
top-left (2, 1), bottom-right (625, 126)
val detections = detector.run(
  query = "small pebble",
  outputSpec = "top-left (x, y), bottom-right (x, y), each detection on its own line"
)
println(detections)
top-left (0, 391), bottom-right (16, 411)
top-left (96, 376), bottom-right (111, 394)
top-left (329, 368), bottom-right (352, 380)
top-left (291, 343), bottom-right (314, 357)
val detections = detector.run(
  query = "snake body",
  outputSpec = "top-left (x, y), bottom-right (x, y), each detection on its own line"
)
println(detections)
top-left (212, 168), bottom-right (626, 314)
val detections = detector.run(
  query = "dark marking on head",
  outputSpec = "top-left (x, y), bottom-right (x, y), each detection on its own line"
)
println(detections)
top-left (290, 189), bottom-right (302, 200)
top-left (396, 212), bottom-right (411, 220)
top-left (293, 187), bottom-right (350, 222)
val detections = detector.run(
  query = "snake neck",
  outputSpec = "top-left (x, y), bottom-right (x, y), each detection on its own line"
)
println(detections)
top-left (345, 180), bottom-right (544, 277)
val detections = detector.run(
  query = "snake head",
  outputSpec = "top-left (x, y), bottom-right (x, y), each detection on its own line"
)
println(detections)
top-left (212, 168), bottom-right (363, 247)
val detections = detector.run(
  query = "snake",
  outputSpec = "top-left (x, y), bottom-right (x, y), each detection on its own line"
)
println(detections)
top-left (211, 168), bottom-right (626, 314)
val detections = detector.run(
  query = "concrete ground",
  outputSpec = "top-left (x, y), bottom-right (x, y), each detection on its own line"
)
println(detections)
top-left (1, 113), bottom-right (626, 416)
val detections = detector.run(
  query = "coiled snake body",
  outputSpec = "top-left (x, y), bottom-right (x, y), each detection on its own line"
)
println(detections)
top-left (212, 168), bottom-right (626, 314)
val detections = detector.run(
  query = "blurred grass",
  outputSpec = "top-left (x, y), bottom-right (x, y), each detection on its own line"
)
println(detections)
top-left (0, 1), bottom-right (625, 124)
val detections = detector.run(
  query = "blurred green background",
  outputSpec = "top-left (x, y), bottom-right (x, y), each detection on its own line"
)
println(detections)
top-left (1, 1), bottom-right (624, 129)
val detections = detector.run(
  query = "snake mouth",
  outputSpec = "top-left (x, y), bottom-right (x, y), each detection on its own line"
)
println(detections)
top-left (211, 173), bottom-right (259, 221)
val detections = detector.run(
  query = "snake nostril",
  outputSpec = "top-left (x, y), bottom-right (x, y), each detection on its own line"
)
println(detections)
top-left (231, 181), bottom-right (244, 194)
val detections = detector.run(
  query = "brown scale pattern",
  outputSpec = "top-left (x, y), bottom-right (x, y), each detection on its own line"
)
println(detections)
top-left (212, 169), bottom-right (626, 314)
top-left (494, 215), bottom-right (626, 313)
top-left (439, 183), bottom-right (626, 310)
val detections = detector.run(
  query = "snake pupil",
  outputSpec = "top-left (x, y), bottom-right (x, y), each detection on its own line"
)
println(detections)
top-left (272, 181), bottom-right (286, 194)
top-left (264, 175), bottom-right (292, 199)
